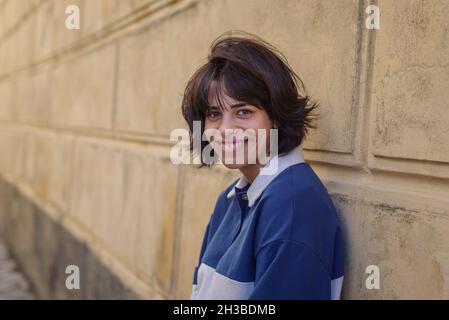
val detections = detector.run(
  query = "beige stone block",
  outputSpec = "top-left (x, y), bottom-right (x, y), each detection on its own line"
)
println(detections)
top-left (23, 129), bottom-right (73, 211)
top-left (372, 0), bottom-right (449, 163)
top-left (0, 128), bottom-right (29, 184)
top-left (0, 128), bottom-right (21, 177)
top-left (81, 0), bottom-right (153, 36)
top-left (82, 0), bottom-right (123, 35)
top-left (33, 1), bottom-right (57, 60)
top-left (69, 138), bottom-right (128, 247)
top-left (13, 74), bottom-right (33, 123)
top-left (15, 11), bottom-right (37, 71)
top-left (69, 139), bottom-right (178, 294)
top-left (0, 37), bottom-right (13, 76)
top-left (118, 0), bottom-right (155, 14)
top-left (2, 35), bottom-right (19, 76)
top-left (12, 66), bottom-right (51, 124)
top-left (0, 0), bottom-right (36, 39)
top-left (51, 0), bottom-right (84, 53)
top-left (175, 164), bottom-right (239, 298)
top-left (332, 189), bottom-right (449, 299)
top-left (0, 79), bottom-right (15, 120)
top-left (32, 67), bottom-right (53, 124)
top-left (49, 63), bottom-right (76, 127)
top-left (30, 0), bottom-right (150, 64)
top-left (114, 22), bottom-right (197, 135)
top-left (18, 132), bottom-right (38, 188)
top-left (50, 43), bottom-right (116, 129)
top-left (134, 149), bottom-right (178, 295)
top-left (25, 0), bottom-right (84, 62)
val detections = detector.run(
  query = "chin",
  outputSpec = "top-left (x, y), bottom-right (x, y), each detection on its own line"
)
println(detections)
top-left (221, 162), bottom-right (247, 170)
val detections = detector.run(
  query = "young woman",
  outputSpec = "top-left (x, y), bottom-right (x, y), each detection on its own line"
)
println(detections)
top-left (181, 31), bottom-right (344, 300)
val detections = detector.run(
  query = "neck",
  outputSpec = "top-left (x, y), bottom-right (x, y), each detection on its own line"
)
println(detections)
top-left (239, 164), bottom-right (260, 184)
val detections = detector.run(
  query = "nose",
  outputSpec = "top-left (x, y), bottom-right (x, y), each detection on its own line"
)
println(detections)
top-left (218, 114), bottom-right (240, 142)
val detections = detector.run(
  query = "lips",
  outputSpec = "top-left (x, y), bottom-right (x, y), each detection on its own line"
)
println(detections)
top-left (222, 140), bottom-right (245, 153)
top-left (216, 138), bottom-right (248, 153)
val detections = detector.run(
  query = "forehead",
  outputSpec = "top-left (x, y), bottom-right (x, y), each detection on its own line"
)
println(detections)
top-left (207, 80), bottom-right (240, 109)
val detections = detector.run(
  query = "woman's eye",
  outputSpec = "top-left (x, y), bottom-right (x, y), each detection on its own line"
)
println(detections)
top-left (237, 109), bottom-right (253, 116)
top-left (206, 111), bottom-right (221, 119)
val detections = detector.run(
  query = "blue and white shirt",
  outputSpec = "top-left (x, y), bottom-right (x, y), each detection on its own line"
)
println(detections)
top-left (190, 145), bottom-right (344, 300)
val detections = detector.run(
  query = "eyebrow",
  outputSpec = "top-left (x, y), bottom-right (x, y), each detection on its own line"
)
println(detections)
top-left (207, 103), bottom-right (247, 109)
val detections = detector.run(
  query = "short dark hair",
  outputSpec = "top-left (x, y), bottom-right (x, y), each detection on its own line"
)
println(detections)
top-left (181, 30), bottom-right (317, 166)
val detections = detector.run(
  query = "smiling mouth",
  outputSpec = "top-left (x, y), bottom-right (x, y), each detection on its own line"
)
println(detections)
top-left (215, 138), bottom-right (249, 153)
top-left (222, 141), bottom-right (245, 153)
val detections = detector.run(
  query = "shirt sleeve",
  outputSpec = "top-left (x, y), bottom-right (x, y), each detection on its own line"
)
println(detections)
top-left (248, 239), bottom-right (332, 300)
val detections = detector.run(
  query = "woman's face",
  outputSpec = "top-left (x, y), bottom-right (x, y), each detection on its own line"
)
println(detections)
top-left (204, 88), bottom-right (273, 170)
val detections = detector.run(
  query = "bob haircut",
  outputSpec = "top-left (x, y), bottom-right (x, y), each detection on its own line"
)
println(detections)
top-left (181, 30), bottom-right (317, 166)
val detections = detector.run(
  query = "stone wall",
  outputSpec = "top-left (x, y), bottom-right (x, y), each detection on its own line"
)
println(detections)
top-left (0, 0), bottom-right (448, 299)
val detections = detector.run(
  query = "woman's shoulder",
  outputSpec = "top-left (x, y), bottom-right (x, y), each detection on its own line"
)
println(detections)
top-left (261, 163), bottom-right (331, 206)
top-left (255, 163), bottom-right (341, 247)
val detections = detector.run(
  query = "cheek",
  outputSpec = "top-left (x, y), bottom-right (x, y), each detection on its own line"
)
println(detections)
top-left (261, 112), bottom-right (274, 130)
top-left (204, 120), bottom-right (218, 137)
top-left (250, 114), bottom-right (273, 136)
top-left (251, 115), bottom-right (273, 148)
top-left (204, 119), bottom-right (212, 130)
top-left (253, 109), bottom-right (272, 127)
top-left (203, 121), bottom-right (220, 144)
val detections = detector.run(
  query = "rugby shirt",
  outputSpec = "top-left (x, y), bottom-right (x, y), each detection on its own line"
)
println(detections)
top-left (190, 145), bottom-right (344, 300)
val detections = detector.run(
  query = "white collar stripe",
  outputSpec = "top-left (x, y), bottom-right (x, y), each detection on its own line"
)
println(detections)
top-left (226, 145), bottom-right (305, 207)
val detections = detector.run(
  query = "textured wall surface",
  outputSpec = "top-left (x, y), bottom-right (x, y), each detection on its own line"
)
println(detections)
top-left (0, 0), bottom-right (448, 299)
